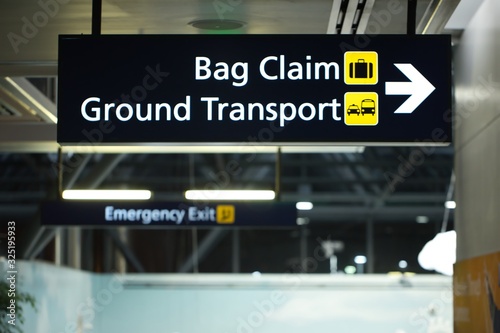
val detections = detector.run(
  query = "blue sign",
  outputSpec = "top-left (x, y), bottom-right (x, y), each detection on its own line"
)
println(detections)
top-left (41, 201), bottom-right (297, 227)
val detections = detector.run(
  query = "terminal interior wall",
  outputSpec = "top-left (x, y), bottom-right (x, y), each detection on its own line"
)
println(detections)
top-left (9, 261), bottom-right (452, 333)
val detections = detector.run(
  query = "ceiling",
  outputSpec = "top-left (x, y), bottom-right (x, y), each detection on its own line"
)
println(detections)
top-left (0, 0), bottom-right (464, 273)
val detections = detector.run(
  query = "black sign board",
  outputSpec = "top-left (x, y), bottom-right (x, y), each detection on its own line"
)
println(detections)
top-left (58, 34), bottom-right (452, 145)
top-left (41, 201), bottom-right (297, 227)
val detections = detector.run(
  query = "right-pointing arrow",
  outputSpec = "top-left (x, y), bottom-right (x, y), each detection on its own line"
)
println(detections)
top-left (385, 63), bottom-right (435, 114)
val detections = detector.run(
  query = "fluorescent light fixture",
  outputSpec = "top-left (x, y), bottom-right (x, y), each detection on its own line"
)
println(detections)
top-left (296, 201), bottom-right (313, 210)
top-left (281, 146), bottom-right (365, 153)
top-left (60, 145), bottom-right (365, 154)
top-left (445, 200), bottom-right (456, 209)
top-left (184, 190), bottom-right (275, 201)
top-left (354, 255), bottom-right (367, 265)
top-left (62, 190), bottom-right (151, 200)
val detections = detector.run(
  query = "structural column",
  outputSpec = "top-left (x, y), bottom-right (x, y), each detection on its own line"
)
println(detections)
top-left (453, 0), bottom-right (500, 331)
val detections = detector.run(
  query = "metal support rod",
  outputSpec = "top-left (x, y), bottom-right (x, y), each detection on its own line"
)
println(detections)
top-left (65, 154), bottom-right (92, 190)
top-left (92, 0), bottom-right (102, 35)
top-left (54, 227), bottom-right (62, 266)
top-left (57, 146), bottom-right (62, 199)
top-left (107, 229), bottom-right (145, 273)
top-left (300, 226), bottom-right (308, 272)
top-left (68, 228), bottom-right (82, 269)
top-left (178, 229), bottom-right (228, 273)
top-left (275, 147), bottom-right (282, 201)
top-left (192, 228), bottom-right (199, 273)
top-left (80, 154), bottom-right (126, 189)
top-left (232, 229), bottom-right (240, 273)
top-left (82, 230), bottom-right (94, 271)
top-left (366, 218), bottom-right (375, 273)
top-left (23, 226), bottom-right (45, 259)
top-left (103, 231), bottom-right (113, 273)
top-left (441, 170), bottom-right (455, 233)
top-left (407, 0), bottom-right (417, 35)
top-left (28, 228), bottom-right (57, 260)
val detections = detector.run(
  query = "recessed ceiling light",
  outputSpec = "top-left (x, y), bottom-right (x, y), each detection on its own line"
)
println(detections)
top-left (296, 202), bottom-right (313, 210)
top-left (354, 255), bottom-right (367, 265)
top-left (188, 19), bottom-right (246, 31)
top-left (416, 215), bottom-right (429, 224)
top-left (445, 200), bottom-right (456, 209)
top-left (344, 265), bottom-right (356, 274)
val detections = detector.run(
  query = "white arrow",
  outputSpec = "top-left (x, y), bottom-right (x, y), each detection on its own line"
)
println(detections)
top-left (385, 63), bottom-right (435, 114)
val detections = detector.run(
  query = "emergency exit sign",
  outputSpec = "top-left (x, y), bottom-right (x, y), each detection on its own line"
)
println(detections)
top-left (41, 201), bottom-right (297, 227)
top-left (57, 34), bottom-right (452, 145)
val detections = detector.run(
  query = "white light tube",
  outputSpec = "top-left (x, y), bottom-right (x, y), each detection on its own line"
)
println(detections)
top-left (184, 190), bottom-right (275, 201)
top-left (62, 190), bottom-right (151, 200)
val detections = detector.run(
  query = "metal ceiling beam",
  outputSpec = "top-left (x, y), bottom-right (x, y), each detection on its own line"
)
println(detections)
top-left (0, 123), bottom-right (57, 152)
top-left (64, 154), bottom-right (93, 190)
top-left (327, 0), bottom-right (343, 34)
top-left (0, 77), bottom-right (57, 123)
top-left (177, 228), bottom-right (229, 273)
top-left (341, 0), bottom-right (361, 34)
top-left (103, 175), bottom-right (450, 187)
top-left (356, 0), bottom-right (375, 33)
top-left (303, 205), bottom-right (448, 222)
top-left (0, 61), bottom-right (58, 77)
top-left (77, 154), bottom-right (127, 189)
top-left (417, 0), bottom-right (461, 34)
top-left (107, 229), bottom-right (145, 273)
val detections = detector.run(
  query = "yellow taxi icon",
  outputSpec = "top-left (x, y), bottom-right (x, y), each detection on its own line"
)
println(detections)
top-left (344, 92), bottom-right (378, 126)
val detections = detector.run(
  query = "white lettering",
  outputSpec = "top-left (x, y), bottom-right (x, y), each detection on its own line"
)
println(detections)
top-left (260, 56), bottom-right (278, 80)
top-left (81, 97), bottom-right (101, 121)
top-left (260, 55), bottom-right (340, 81)
top-left (195, 56), bottom-right (211, 80)
top-left (195, 56), bottom-right (248, 87)
top-left (201, 97), bottom-right (219, 121)
top-left (80, 97), bottom-right (191, 122)
top-left (104, 206), bottom-right (186, 225)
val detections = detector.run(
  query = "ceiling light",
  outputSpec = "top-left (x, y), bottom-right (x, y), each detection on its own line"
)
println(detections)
top-left (398, 260), bottom-right (408, 269)
top-left (354, 255), bottom-right (367, 265)
top-left (296, 217), bottom-right (310, 225)
top-left (344, 265), bottom-right (356, 274)
top-left (184, 190), bottom-right (275, 201)
top-left (444, 200), bottom-right (456, 209)
top-left (62, 190), bottom-right (151, 200)
top-left (296, 202), bottom-right (313, 210)
top-left (416, 215), bottom-right (429, 224)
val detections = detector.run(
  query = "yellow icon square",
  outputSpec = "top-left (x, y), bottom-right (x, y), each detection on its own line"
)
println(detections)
top-left (344, 92), bottom-right (378, 126)
top-left (344, 51), bottom-right (378, 85)
top-left (216, 205), bottom-right (235, 224)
